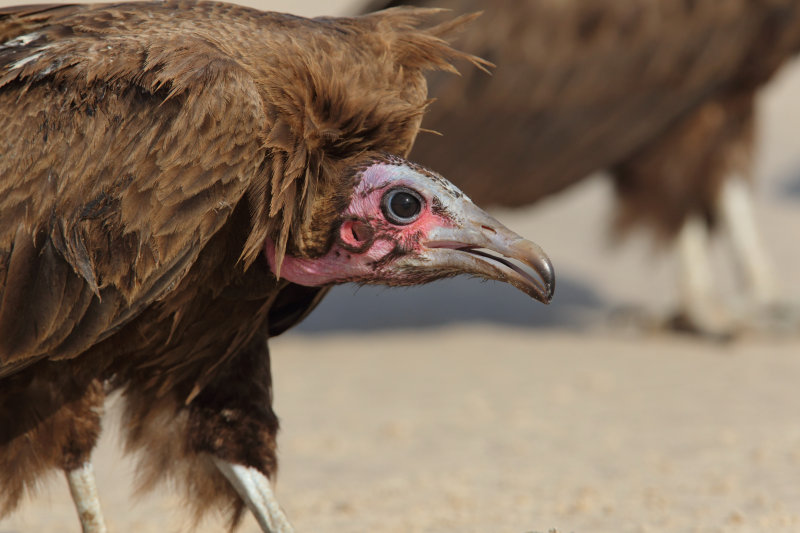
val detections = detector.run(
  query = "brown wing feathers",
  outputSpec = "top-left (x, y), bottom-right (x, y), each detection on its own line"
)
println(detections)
top-left (0, 5), bottom-right (266, 371)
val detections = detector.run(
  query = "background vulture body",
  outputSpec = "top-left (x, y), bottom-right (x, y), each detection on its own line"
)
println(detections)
top-left (366, 0), bottom-right (800, 335)
top-left (0, 2), bottom-right (554, 531)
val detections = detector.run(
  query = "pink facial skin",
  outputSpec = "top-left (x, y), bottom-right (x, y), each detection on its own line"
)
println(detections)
top-left (265, 162), bottom-right (461, 286)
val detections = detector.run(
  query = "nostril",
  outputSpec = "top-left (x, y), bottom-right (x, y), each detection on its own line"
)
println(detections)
top-left (340, 219), bottom-right (374, 248)
top-left (481, 225), bottom-right (496, 234)
top-left (351, 221), bottom-right (370, 242)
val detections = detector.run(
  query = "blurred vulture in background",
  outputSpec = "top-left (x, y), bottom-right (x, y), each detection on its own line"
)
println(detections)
top-left (366, 0), bottom-right (800, 335)
top-left (0, 2), bottom-right (554, 532)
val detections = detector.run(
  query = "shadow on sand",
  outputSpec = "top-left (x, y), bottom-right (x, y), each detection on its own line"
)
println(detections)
top-left (778, 169), bottom-right (800, 198)
top-left (293, 274), bottom-right (603, 333)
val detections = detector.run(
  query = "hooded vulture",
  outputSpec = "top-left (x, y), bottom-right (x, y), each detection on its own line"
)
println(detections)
top-left (366, 0), bottom-right (800, 335)
top-left (0, 2), bottom-right (555, 531)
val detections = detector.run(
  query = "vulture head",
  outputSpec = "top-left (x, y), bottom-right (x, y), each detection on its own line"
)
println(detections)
top-left (268, 153), bottom-right (555, 303)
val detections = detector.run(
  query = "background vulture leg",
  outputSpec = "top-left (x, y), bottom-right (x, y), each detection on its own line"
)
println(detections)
top-left (718, 176), bottom-right (799, 332)
top-left (64, 462), bottom-right (107, 533)
top-left (675, 215), bottom-right (736, 337)
top-left (213, 459), bottom-right (294, 533)
top-left (718, 176), bottom-right (776, 307)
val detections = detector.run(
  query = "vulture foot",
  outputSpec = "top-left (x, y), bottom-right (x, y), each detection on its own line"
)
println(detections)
top-left (670, 301), bottom-right (800, 338)
top-left (214, 459), bottom-right (294, 533)
top-left (666, 309), bottom-right (738, 341)
top-left (606, 305), bottom-right (736, 341)
top-left (65, 462), bottom-right (107, 533)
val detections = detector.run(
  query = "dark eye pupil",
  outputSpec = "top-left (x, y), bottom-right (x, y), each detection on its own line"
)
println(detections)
top-left (382, 188), bottom-right (423, 225)
top-left (390, 192), bottom-right (420, 219)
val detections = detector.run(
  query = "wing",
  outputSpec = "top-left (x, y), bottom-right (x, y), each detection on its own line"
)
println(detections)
top-left (0, 3), bottom-right (267, 373)
top-left (370, 0), bottom-right (776, 206)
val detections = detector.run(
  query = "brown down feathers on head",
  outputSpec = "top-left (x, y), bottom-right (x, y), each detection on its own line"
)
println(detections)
top-left (234, 6), bottom-right (491, 276)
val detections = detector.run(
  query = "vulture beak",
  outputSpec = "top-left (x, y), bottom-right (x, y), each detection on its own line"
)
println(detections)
top-left (424, 205), bottom-right (555, 304)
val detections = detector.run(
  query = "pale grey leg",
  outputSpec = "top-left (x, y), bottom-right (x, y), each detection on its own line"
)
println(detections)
top-left (213, 458), bottom-right (294, 533)
top-left (718, 176), bottom-right (776, 307)
top-left (65, 462), bottom-right (107, 533)
top-left (676, 215), bottom-right (736, 335)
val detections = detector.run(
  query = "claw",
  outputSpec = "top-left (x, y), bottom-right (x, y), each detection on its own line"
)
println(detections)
top-left (213, 458), bottom-right (294, 533)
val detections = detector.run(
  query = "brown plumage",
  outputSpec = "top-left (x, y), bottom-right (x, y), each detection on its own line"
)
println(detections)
top-left (366, 0), bottom-right (800, 333)
top-left (0, 2), bottom-right (555, 531)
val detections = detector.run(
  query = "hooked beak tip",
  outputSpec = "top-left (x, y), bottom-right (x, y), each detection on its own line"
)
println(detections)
top-left (538, 256), bottom-right (556, 304)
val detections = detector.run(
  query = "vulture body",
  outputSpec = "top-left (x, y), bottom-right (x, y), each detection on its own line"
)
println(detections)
top-left (366, 0), bottom-right (800, 334)
top-left (0, 2), bottom-right (554, 531)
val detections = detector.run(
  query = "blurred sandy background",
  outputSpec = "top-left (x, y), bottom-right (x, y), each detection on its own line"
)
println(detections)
top-left (2, 0), bottom-right (800, 532)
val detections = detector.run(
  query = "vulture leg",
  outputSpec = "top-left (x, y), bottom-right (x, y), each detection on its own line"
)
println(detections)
top-left (718, 175), bottom-right (776, 307)
top-left (675, 215), bottom-right (737, 337)
top-left (120, 337), bottom-right (286, 530)
top-left (0, 364), bottom-right (105, 521)
top-left (717, 175), bottom-right (800, 331)
top-left (213, 459), bottom-right (294, 533)
top-left (614, 95), bottom-right (758, 336)
top-left (65, 462), bottom-right (108, 533)
top-left (184, 340), bottom-right (288, 531)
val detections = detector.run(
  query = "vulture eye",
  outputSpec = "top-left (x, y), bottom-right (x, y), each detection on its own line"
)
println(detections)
top-left (381, 188), bottom-right (423, 225)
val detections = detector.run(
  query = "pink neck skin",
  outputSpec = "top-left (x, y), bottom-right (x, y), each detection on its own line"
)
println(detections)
top-left (264, 163), bottom-right (456, 286)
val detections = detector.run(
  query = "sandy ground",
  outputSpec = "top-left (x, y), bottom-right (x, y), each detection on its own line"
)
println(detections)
top-left (3, 1), bottom-right (800, 532)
